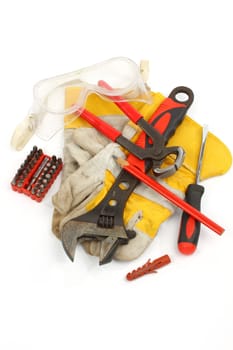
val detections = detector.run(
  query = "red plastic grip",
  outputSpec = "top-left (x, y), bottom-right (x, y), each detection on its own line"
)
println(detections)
top-left (178, 242), bottom-right (197, 255)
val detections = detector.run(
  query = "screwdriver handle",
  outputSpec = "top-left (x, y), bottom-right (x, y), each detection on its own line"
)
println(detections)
top-left (178, 183), bottom-right (205, 255)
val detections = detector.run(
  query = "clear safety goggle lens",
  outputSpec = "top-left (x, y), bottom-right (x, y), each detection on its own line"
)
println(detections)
top-left (31, 57), bottom-right (151, 140)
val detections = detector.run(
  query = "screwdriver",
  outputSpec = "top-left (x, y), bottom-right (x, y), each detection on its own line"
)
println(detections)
top-left (178, 124), bottom-right (208, 255)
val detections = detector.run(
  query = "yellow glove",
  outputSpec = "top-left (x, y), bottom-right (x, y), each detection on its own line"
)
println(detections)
top-left (52, 89), bottom-right (232, 261)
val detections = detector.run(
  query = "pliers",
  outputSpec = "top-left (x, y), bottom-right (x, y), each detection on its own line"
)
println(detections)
top-left (76, 85), bottom-right (192, 178)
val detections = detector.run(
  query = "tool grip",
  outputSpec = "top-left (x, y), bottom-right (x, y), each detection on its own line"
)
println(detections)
top-left (127, 87), bottom-right (194, 173)
top-left (151, 85), bottom-right (194, 142)
top-left (178, 184), bottom-right (205, 254)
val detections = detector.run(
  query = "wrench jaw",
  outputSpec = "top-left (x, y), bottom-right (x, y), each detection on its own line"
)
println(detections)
top-left (99, 237), bottom-right (122, 265)
top-left (61, 220), bottom-right (89, 262)
top-left (61, 220), bottom-right (132, 264)
top-left (61, 221), bottom-right (80, 262)
top-left (99, 228), bottom-right (136, 265)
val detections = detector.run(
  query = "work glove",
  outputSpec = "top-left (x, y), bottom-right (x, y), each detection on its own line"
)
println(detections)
top-left (52, 89), bottom-right (232, 261)
top-left (52, 89), bottom-right (164, 241)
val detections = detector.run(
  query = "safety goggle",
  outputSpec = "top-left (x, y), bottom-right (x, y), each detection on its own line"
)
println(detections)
top-left (11, 57), bottom-right (151, 150)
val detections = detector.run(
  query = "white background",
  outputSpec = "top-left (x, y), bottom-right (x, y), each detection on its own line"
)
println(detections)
top-left (1, 1), bottom-right (233, 349)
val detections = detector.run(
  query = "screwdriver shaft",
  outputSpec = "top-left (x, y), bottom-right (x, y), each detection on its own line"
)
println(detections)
top-left (195, 124), bottom-right (208, 183)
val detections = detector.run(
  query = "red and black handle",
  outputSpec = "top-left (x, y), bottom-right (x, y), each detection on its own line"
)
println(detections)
top-left (178, 183), bottom-right (205, 254)
top-left (127, 86), bottom-right (194, 173)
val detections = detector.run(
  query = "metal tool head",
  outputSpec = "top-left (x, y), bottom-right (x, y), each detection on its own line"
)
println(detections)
top-left (61, 220), bottom-right (129, 263)
top-left (152, 146), bottom-right (185, 178)
top-left (196, 124), bottom-right (208, 183)
top-left (99, 237), bottom-right (122, 265)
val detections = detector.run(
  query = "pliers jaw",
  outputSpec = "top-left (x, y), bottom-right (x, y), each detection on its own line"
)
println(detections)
top-left (152, 146), bottom-right (185, 178)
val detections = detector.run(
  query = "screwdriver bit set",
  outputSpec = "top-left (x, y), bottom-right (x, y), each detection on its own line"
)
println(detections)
top-left (11, 146), bottom-right (63, 202)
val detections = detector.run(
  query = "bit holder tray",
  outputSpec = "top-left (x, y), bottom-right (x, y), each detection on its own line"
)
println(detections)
top-left (11, 146), bottom-right (63, 202)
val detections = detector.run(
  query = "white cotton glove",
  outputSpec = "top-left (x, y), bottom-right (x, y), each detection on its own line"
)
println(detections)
top-left (52, 115), bottom-right (128, 237)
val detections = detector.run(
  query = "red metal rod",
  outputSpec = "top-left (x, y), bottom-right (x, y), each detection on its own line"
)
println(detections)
top-left (77, 108), bottom-right (121, 142)
top-left (98, 80), bottom-right (143, 123)
top-left (116, 158), bottom-right (224, 235)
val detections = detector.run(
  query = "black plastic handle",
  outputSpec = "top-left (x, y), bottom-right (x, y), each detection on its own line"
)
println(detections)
top-left (178, 183), bottom-right (205, 254)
